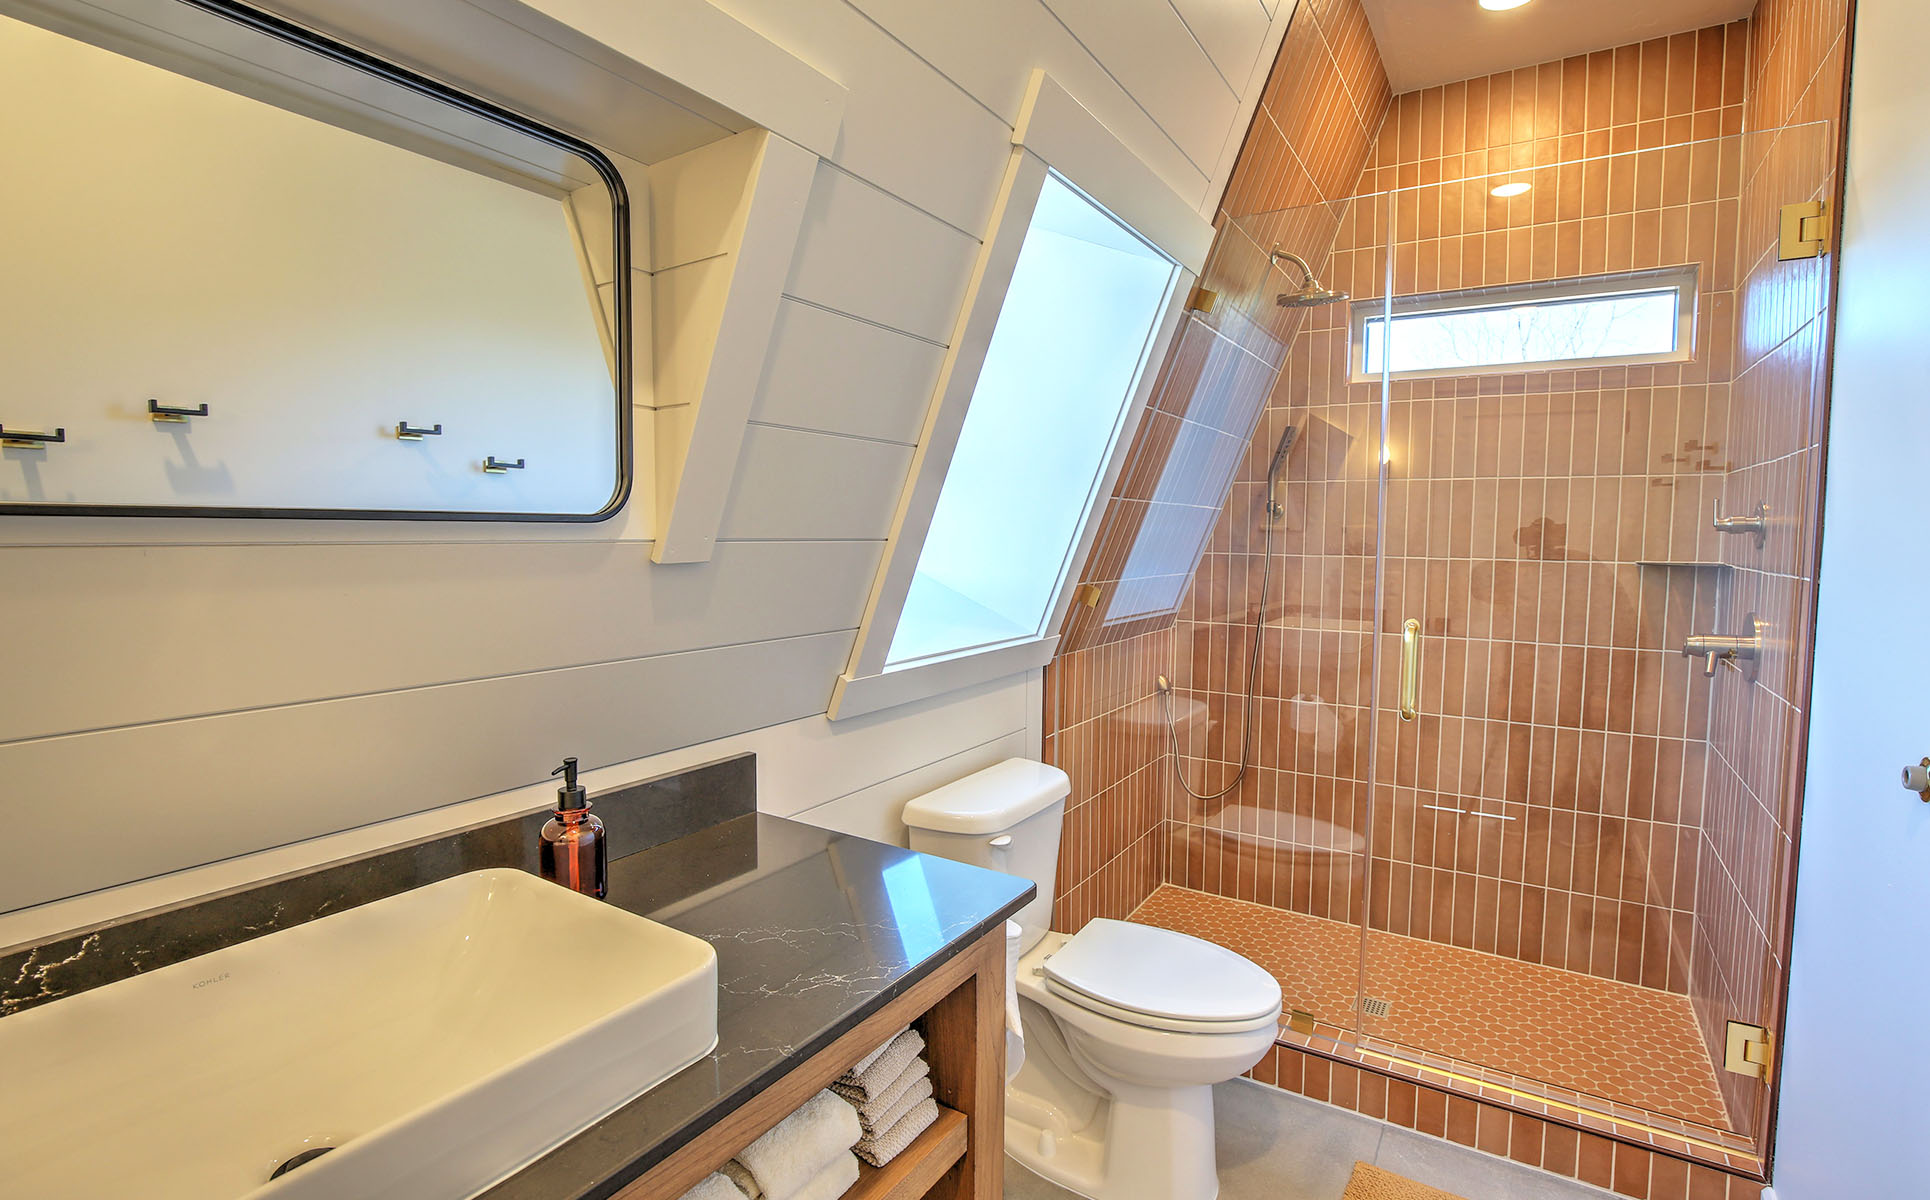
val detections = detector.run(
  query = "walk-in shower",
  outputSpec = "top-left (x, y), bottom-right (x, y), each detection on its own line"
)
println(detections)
top-left (1132, 117), bottom-right (1839, 1173)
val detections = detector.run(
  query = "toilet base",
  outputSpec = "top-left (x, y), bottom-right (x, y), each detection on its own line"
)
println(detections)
top-left (1003, 1060), bottom-right (1221, 1200)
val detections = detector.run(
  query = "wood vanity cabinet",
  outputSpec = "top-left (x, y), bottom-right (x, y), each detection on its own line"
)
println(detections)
top-left (615, 923), bottom-right (1008, 1200)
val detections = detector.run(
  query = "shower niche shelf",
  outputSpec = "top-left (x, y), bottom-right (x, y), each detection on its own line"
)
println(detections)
top-left (1635, 560), bottom-right (1736, 570)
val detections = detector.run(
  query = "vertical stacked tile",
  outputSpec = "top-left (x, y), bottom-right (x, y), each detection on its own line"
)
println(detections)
top-left (1044, 626), bottom-right (1174, 930)
top-left (1357, 25), bottom-right (1749, 1001)
top-left (1690, 0), bottom-right (1851, 1143)
top-left (1046, 0), bottom-right (1393, 936)
top-left (1161, 0), bottom-right (1394, 930)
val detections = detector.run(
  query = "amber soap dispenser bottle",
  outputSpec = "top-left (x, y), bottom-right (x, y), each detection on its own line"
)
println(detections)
top-left (540, 757), bottom-right (606, 899)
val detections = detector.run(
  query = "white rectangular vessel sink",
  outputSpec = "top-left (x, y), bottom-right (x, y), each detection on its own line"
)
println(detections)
top-left (0, 868), bottom-right (718, 1199)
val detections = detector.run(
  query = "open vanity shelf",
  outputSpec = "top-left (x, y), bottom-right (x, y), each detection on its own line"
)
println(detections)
top-left (846, 1107), bottom-right (969, 1200)
top-left (613, 922), bottom-right (1006, 1200)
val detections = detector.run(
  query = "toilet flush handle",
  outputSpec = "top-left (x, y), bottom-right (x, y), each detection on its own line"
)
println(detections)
top-left (988, 834), bottom-right (1013, 871)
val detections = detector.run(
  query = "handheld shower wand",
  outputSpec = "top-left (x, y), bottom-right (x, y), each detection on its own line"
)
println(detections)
top-left (1161, 422), bottom-right (1299, 803)
top-left (1265, 424), bottom-right (1299, 521)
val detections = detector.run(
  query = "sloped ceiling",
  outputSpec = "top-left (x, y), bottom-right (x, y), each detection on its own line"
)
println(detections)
top-left (1362, 0), bottom-right (1757, 93)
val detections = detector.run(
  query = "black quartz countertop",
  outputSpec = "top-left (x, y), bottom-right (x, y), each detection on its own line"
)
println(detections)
top-left (479, 812), bottom-right (1033, 1200)
top-left (0, 754), bottom-right (1031, 1200)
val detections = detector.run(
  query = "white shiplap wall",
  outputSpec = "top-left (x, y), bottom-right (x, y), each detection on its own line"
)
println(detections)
top-left (0, 0), bottom-right (1294, 922)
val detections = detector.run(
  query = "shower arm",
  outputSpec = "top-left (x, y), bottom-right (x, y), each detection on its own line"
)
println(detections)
top-left (1268, 247), bottom-right (1318, 287)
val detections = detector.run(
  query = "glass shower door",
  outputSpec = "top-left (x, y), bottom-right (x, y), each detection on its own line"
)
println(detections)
top-left (1356, 121), bottom-right (1836, 1155)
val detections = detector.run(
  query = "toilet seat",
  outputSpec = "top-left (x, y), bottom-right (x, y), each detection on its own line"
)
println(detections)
top-left (1038, 919), bottom-right (1282, 1034)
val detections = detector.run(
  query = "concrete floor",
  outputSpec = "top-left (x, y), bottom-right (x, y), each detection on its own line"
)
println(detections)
top-left (1003, 1080), bottom-right (1620, 1200)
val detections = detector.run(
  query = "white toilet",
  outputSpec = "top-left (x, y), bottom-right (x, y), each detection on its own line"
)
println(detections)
top-left (903, 758), bottom-right (1282, 1200)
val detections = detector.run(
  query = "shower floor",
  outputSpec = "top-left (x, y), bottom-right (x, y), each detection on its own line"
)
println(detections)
top-left (1127, 885), bottom-right (1732, 1131)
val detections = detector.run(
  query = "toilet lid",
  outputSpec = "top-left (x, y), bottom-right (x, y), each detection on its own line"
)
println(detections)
top-left (1041, 919), bottom-right (1282, 1024)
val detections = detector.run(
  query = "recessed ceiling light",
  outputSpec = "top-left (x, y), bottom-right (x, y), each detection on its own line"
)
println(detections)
top-left (1479, 0), bottom-right (1533, 10)
top-left (1490, 181), bottom-right (1532, 197)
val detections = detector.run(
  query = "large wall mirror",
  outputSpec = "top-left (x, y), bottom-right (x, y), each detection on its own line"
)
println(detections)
top-left (0, 0), bottom-right (631, 520)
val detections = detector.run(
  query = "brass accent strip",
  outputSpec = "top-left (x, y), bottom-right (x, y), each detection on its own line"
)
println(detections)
top-left (1399, 618), bottom-right (1422, 722)
top-left (1346, 1040), bottom-right (1758, 1163)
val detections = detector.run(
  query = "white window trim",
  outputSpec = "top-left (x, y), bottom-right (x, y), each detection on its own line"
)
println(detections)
top-left (1349, 266), bottom-right (1700, 383)
top-left (827, 71), bottom-right (1212, 721)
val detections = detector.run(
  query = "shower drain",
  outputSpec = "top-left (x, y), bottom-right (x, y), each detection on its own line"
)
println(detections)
top-left (1358, 996), bottom-right (1394, 1018)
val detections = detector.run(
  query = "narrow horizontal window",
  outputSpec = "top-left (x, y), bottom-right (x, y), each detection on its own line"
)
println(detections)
top-left (885, 173), bottom-right (1179, 668)
top-left (1354, 267), bottom-right (1696, 381)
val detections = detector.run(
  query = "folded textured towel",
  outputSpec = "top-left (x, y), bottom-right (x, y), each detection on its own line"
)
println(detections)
top-left (837, 1027), bottom-right (925, 1100)
top-left (830, 1055), bottom-right (928, 1119)
top-left (787, 1151), bottom-right (859, 1200)
top-left (676, 1173), bottom-right (748, 1200)
top-left (719, 1160), bottom-right (761, 1200)
top-left (860, 1072), bottom-right (933, 1136)
top-left (855, 1096), bottom-right (939, 1167)
top-left (733, 1090), bottom-right (862, 1200)
top-left (842, 1026), bottom-right (907, 1081)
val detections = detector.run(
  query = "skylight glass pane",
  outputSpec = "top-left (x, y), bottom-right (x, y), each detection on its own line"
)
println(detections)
top-left (886, 174), bottom-right (1178, 668)
top-left (1362, 284), bottom-right (1682, 377)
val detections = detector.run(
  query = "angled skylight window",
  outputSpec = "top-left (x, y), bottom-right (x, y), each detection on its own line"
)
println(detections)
top-left (829, 72), bottom-right (1212, 720)
top-left (885, 174), bottom-right (1179, 667)
top-left (1354, 267), bottom-right (1697, 380)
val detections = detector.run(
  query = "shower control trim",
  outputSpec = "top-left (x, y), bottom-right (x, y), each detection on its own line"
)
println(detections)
top-left (1712, 499), bottom-right (1769, 548)
top-left (1683, 613), bottom-right (1765, 679)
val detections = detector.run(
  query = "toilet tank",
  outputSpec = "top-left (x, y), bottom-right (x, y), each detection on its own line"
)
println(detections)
top-left (902, 758), bottom-right (1068, 953)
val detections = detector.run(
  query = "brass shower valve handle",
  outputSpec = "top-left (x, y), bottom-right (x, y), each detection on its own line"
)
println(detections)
top-left (1902, 758), bottom-right (1930, 801)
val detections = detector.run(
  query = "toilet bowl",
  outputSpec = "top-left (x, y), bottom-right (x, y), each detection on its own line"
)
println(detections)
top-left (903, 760), bottom-right (1282, 1200)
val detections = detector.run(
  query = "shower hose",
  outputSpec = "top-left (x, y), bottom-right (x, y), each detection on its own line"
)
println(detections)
top-left (1161, 517), bottom-right (1274, 802)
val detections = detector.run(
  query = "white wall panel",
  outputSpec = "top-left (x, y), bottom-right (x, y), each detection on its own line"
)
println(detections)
top-left (0, 539), bottom-right (877, 743)
top-left (791, 731), bottom-right (1029, 846)
top-left (784, 163), bottom-right (980, 343)
top-left (709, 0), bottom-right (1013, 236)
top-left (716, 424), bottom-right (912, 542)
top-left (1168, 0), bottom-right (1272, 89)
top-left (749, 300), bottom-right (943, 444)
top-left (847, 0), bottom-right (1210, 211)
top-left (0, 630), bottom-right (853, 913)
top-left (1040, 0), bottom-right (1239, 172)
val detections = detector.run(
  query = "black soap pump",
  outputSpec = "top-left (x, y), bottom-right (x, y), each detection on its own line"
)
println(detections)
top-left (539, 757), bottom-right (606, 899)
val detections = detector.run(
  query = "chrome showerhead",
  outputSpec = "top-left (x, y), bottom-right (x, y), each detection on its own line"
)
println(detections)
top-left (1268, 246), bottom-right (1349, 307)
top-left (1278, 281), bottom-right (1349, 307)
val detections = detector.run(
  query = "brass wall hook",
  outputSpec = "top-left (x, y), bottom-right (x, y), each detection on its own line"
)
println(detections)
top-left (396, 422), bottom-right (443, 441)
top-left (483, 456), bottom-right (526, 473)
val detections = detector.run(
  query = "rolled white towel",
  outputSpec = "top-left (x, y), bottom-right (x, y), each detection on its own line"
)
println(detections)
top-left (787, 1151), bottom-right (859, 1200)
top-left (676, 1173), bottom-right (748, 1200)
top-left (732, 1091), bottom-right (862, 1200)
top-left (830, 1055), bottom-right (928, 1120)
top-left (855, 1096), bottom-right (939, 1167)
top-left (719, 1160), bottom-right (761, 1200)
top-left (837, 1028), bottom-right (925, 1101)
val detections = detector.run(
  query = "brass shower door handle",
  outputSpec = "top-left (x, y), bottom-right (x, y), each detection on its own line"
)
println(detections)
top-left (1400, 618), bottom-right (1422, 722)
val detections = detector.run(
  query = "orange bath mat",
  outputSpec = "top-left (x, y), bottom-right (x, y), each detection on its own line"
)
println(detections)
top-left (1341, 1162), bottom-right (1470, 1200)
